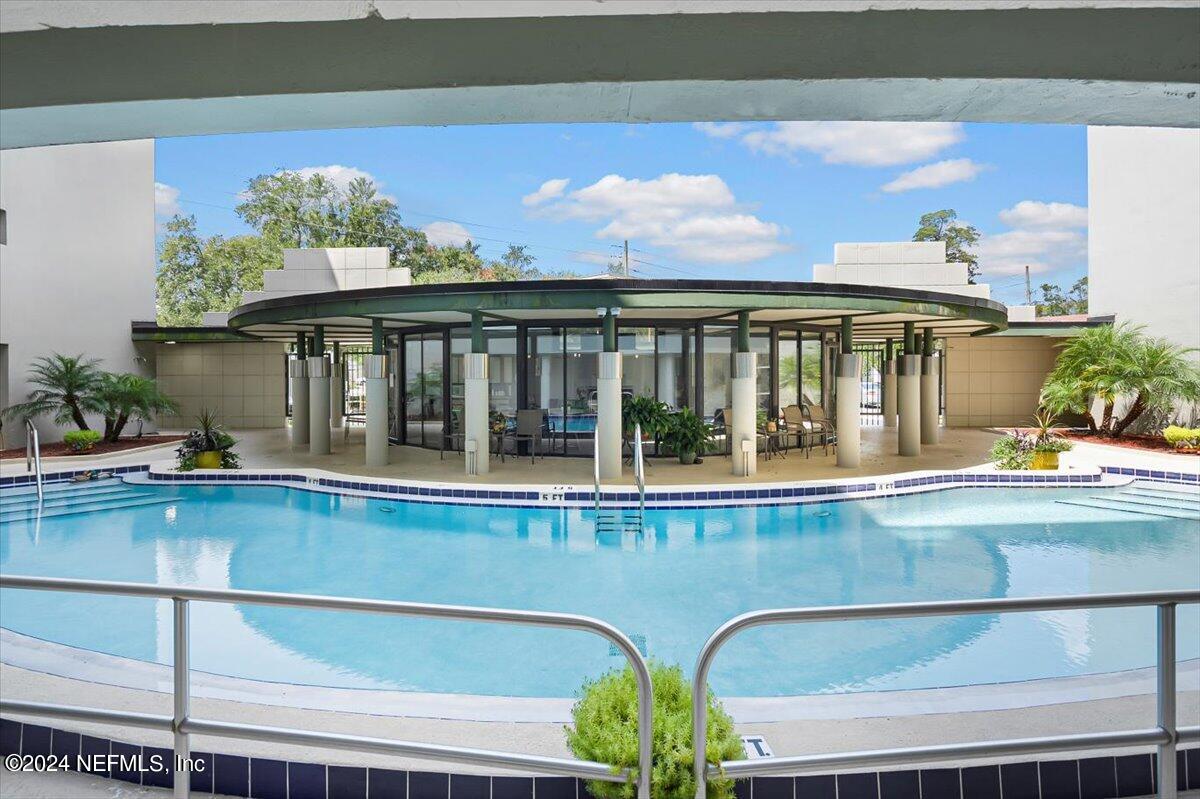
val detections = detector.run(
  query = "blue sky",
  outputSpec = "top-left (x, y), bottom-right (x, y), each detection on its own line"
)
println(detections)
top-left (155, 121), bottom-right (1088, 306)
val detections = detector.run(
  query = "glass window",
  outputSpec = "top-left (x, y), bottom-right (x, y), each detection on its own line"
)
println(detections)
top-left (801, 333), bottom-right (823, 407)
top-left (702, 327), bottom-right (732, 423)
top-left (448, 330), bottom-right (471, 447)
top-left (619, 326), bottom-right (656, 400)
top-left (655, 328), bottom-right (693, 411)
top-left (526, 327), bottom-right (563, 452)
top-left (404, 336), bottom-right (423, 445)
top-left (422, 334), bottom-right (445, 446)
top-left (487, 326), bottom-right (518, 416)
top-left (564, 326), bottom-right (602, 455)
top-left (777, 330), bottom-right (799, 409)
top-left (750, 329), bottom-right (770, 412)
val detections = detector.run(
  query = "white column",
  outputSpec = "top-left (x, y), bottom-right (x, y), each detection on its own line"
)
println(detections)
top-left (881, 359), bottom-right (897, 427)
top-left (329, 362), bottom-right (344, 429)
top-left (731, 351), bottom-right (757, 477)
top-left (364, 353), bottom-right (389, 467)
top-left (289, 359), bottom-right (309, 449)
top-left (835, 353), bottom-right (861, 468)
top-left (921, 355), bottom-right (941, 446)
top-left (308, 355), bottom-right (331, 456)
top-left (464, 353), bottom-right (490, 476)
top-left (596, 351), bottom-right (623, 479)
top-left (898, 354), bottom-right (922, 456)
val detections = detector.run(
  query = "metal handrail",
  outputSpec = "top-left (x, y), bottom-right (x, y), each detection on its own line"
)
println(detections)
top-left (24, 419), bottom-right (43, 501)
top-left (633, 422), bottom-right (645, 523)
top-left (593, 423), bottom-right (601, 518)
top-left (692, 590), bottom-right (1200, 799)
top-left (0, 575), bottom-right (653, 799)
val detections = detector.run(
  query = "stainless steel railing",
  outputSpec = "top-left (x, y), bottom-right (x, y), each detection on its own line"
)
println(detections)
top-left (691, 590), bottom-right (1200, 799)
top-left (24, 419), bottom-right (43, 502)
top-left (0, 575), bottom-right (654, 799)
top-left (633, 423), bottom-right (646, 525)
top-left (593, 423), bottom-right (601, 518)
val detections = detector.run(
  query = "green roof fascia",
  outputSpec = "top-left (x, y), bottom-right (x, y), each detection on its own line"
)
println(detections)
top-left (984, 325), bottom-right (1096, 338)
top-left (132, 328), bottom-right (260, 343)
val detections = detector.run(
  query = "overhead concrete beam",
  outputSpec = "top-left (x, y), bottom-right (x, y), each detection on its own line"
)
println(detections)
top-left (2, 1), bottom-right (1197, 148)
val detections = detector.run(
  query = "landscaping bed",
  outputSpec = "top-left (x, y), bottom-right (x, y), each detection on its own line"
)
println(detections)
top-left (0, 434), bottom-right (185, 460)
top-left (1059, 429), bottom-right (1199, 455)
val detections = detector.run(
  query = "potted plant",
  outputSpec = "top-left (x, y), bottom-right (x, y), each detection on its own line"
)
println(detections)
top-left (176, 409), bottom-right (240, 471)
top-left (664, 407), bottom-right (713, 465)
top-left (1029, 410), bottom-right (1073, 470)
top-left (622, 395), bottom-right (670, 440)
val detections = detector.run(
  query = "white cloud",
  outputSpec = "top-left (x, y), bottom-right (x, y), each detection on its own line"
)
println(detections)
top-left (997, 200), bottom-right (1087, 229)
top-left (738, 122), bottom-right (964, 166)
top-left (528, 172), bottom-right (788, 265)
top-left (978, 200), bottom-right (1088, 277)
top-left (291, 164), bottom-right (395, 201)
top-left (154, 182), bottom-right (180, 217)
top-left (422, 221), bottom-right (472, 247)
top-left (880, 158), bottom-right (987, 193)
top-left (692, 122), bottom-right (746, 139)
top-left (522, 178), bottom-right (570, 207)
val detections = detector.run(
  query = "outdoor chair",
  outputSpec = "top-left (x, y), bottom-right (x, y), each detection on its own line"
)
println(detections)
top-left (439, 409), bottom-right (465, 460)
top-left (802, 403), bottom-right (837, 455)
top-left (782, 404), bottom-right (816, 458)
top-left (510, 408), bottom-right (548, 464)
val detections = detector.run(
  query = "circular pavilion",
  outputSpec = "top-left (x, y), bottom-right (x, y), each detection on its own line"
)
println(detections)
top-left (226, 278), bottom-right (1007, 477)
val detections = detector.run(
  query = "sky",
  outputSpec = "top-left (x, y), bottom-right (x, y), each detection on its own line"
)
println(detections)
top-left (154, 121), bottom-right (1089, 307)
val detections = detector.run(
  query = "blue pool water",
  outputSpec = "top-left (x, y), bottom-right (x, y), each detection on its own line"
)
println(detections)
top-left (1, 482), bottom-right (1197, 697)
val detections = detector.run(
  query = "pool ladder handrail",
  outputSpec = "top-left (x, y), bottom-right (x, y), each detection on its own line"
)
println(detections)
top-left (24, 419), bottom-right (43, 502)
top-left (0, 574), bottom-right (655, 799)
top-left (691, 589), bottom-right (1200, 799)
top-left (593, 423), bottom-right (645, 535)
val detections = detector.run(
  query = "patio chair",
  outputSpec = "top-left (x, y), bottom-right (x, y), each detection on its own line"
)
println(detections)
top-left (439, 408), bottom-right (465, 460)
top-left (802, 403), bottom-right (837, 456)
top-left (510, 408), bottom-right (548, 464)
top-left (712, 407), bottom-right (733, 457)
top-left (782, 404), bottom-right (815, 458)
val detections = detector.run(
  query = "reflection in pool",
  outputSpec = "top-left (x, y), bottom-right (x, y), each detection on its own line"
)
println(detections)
top-left (1, 484), bottom-right (1196, 697)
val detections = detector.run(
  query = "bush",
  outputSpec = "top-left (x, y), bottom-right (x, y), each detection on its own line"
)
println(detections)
top-left (1033, 436), bottom-right (1074, 454)
top-left (989, 431), bottom-right (1034, 470)
top-left (566, 662), bottom-right (743, 799)
top-left (63, 429), bottom-right (102, 452)
top-left (1163, 426), bottom-right (1200, 450)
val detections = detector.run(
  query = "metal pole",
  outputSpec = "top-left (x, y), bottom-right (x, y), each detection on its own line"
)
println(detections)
top-left (173, 598), bottom-right (190, 799)
top-left (1158, 603), bottom-right (1177, 799)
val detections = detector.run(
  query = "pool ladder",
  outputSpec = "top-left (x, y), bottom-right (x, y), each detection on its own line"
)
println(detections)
top-left (25, 419), bottom-right (43, 503)
top-left (593, 423), bottom-right (645, 536)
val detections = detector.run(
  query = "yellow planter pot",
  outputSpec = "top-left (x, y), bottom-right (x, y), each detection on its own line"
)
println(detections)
top-left (195, 450), bottom-right (222, 469)
top-left (1031, 451), bottom-right (1059, 470)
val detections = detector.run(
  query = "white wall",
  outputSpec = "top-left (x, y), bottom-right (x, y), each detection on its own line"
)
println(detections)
top-left (0, 140), bottom-right (157, 445)
top-left (1088, 127), bottom-right (1200, 354)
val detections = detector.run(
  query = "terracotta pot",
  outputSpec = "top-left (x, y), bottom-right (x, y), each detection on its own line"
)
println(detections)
top-left (195, 450), bottom-right (222, 469)
top-left (1031, 451), bottom-right (1059, 470)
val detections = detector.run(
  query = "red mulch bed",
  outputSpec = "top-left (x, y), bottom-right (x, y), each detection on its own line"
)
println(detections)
top-left (1059, 430), bottom-right (1199, 455)
top-left (0, 434), bottom-right (186, 460)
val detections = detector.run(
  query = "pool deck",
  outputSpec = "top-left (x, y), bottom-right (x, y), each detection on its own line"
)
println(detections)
top-left (5, 425), bottom-right (1197, 485)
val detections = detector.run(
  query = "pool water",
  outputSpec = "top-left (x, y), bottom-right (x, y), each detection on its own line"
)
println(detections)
top-left (1, 483), bottom-right (1197, 697)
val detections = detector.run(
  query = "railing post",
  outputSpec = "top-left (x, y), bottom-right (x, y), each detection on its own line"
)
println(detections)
top-left (173, 598), bottom-right (191, 799)
top-left (1157, 603), bottom-right (1177, 799)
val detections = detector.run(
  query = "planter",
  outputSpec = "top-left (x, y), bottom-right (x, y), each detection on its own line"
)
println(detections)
top-left (1031, 451), bottom-right (1059, 470)
top-left (678, 451), bottom-right (697, 465)
top-left (195, 450), bottom-right (222, 469)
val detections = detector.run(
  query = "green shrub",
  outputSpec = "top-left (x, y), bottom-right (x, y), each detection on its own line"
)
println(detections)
top-left (1033, 436), bottom-right (1074, 454)
top-left (63, 429), bottom-right (102, 452)
top-left (1163, 426), bottom-right (1200, 450)
top-left (566, 662), bottom-right (743, 799)
top-left (989, 432), bottom-right (1034, 470)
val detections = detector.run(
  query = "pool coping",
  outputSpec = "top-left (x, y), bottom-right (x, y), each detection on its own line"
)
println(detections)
top-left (2, 629), bottom-right (1198, 724)
top-left (7, 459), bottom-right (1186, 510)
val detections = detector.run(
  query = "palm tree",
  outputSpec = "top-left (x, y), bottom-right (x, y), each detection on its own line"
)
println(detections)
top-left (0, 354), bottom-right (102, 430)
top-left (93, 372), bottom-right (179, 442)
top-left (1040, 323), bottom-right (1200, 437)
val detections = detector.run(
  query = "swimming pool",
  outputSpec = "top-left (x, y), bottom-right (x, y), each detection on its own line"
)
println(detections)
top-left (1, 480), bottom-right (1196, 697)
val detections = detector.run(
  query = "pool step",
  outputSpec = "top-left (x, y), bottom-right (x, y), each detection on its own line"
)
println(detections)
top-left (0, 493), bottom-right (177, 523)
top-left (1055, 497), bottom-right (1200, 520)
top-left (1108, 488), bottom-right (1200, 510)
top-left (595, 509), bottom-right (644, 535)
top-left (0, 477), bottom-right (125, 503)
top-left (1, 482), bottom-right (135, 506)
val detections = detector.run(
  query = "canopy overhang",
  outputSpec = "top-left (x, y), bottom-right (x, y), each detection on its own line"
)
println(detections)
top-left (223, 279), bottom-right (1008, 343)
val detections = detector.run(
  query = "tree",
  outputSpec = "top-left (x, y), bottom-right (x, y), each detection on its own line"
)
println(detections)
top-left (1035, 276), bottom-right (1088, 317)
top-left (93, 373), bottom-right (179, 442)
top-left (1, 354), bottom-right (102, 431)
top-left (1040, 323), bottom-right (1200, 437)
top-left (156, 216), bottom-right (281, 325)
top-left (913, 209), bottom-right (981, 282)
top-left (235, 171), bottom-right (427, 265)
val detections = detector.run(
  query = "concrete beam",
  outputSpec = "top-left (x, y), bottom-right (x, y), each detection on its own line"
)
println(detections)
top-left (3, 2), bottom-right (1197, 148)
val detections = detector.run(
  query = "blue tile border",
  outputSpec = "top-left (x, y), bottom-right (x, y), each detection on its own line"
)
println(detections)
top-left (1, 719), bottom-right (1195, 799)
top-left (6, 461), bottom-right (1193, 513)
